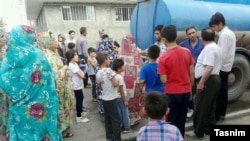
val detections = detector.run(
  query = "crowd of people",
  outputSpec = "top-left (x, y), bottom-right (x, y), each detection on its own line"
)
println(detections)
top-left (0, 11), bottom-right (236, 141)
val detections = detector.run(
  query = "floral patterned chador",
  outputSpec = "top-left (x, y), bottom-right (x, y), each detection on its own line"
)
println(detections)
top-left (37, 33), bottom-right (74, 132)
top-left (0, 28), bottom-right (9, 139)
top-left (0, 25), bottom-right (62, 141)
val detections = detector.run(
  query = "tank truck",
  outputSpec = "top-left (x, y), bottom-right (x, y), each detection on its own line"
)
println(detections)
top-left (130, 0), bottom-right (250, 102)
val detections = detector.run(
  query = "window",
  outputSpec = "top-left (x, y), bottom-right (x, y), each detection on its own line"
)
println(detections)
top-left (115, 7), bottom-right (134, 21)
top-left (62, 5), bottom-right (95, 21)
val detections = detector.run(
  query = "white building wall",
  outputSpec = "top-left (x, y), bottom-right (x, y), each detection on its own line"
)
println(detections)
top-left (35, 8), bottom-right (47, 32)
top-left (38, 3), bottom-right (134, 48)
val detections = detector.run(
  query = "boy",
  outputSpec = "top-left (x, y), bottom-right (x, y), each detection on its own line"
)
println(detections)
top-left (137, 91), bottom-right (184, 141)
top-left (139, 45), bottom-right (164, 93)
top-left (66, 30), bottom-right (76, 46)
top-left (113, 41), bottom-right (120, 56)
top-left (110, 41), bottom-right (120, 69)
top-left (68, 42), bottom-right (76, 51)
top-left (87, 47), bottom-right (97, 102)
top-left (112, 59), bottom-right (131, 133)
top-left (158, 25), bottom-right (194, 137)
top-left (96, 52), bottom-right (121, 141)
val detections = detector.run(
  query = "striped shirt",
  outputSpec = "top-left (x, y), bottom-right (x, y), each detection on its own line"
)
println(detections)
top-left (137, 120), bottom-right (184, 141)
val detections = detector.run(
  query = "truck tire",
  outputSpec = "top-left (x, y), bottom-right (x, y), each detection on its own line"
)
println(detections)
top-left (228, 54), bottom-right (250, 102)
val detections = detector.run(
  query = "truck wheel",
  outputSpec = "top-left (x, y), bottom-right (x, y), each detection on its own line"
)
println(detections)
top-left (228, 54), bottom-right (250, 102)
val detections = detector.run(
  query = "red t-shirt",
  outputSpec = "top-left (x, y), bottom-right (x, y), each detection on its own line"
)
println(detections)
top-left (158, 46), bottom-right (194, 94)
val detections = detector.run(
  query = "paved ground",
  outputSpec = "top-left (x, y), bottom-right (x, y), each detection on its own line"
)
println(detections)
top-left (185, 115), bottom-right (250, 141)
top-left (65, 87), bottom-right (250, 141)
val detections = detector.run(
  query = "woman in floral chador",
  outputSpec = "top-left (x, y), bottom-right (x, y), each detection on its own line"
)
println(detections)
top-left (0, 25), bottom-right (61, 141)
top-left (0, 29), bottom-right (9, 140)
top-left (37, 32), bottom-right (75, 138)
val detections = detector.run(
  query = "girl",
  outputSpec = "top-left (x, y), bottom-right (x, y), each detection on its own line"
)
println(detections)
top-left (66, 50), bottom-right (89, 123)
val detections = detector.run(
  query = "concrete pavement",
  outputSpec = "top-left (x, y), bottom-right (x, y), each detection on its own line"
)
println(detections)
top-left (65, 88), bottom-right (250, 141)
top-left (64, 88), bottom-right (146, 141)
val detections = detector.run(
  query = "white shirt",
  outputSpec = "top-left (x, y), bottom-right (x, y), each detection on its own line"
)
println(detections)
top-left (69, 62), bottom-right (83, 90)
top-left (96, 67), bottom-right (120, 100)
top-left (217, 26), bottom-right (236, 72)
top-left (143, 41), bottom-right (167, 55)
top-left (66, 39), bottom-right (76, 46)
top-left (115, 74), bottom-right (127, 97)
top-left (155, 41), bottom-right (167, 54)
top-left (195, 42), bottom-right (222, 78)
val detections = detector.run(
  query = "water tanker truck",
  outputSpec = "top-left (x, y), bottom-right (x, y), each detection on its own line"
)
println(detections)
top-left (130, 0), bottom-right (250, 102)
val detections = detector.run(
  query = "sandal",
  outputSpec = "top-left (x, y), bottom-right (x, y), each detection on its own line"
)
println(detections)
top-left (63, 132), bottom-right (73, 138)
top-left (65, 126), bottom-right (70, 130)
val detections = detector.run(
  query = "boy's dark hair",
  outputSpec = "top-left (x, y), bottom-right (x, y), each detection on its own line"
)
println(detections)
top-left (65, 49), bottom-right (76, 64)
top-left (209, 12), bottom-right (226, 27)
top-left (145, 91), bottom-right (169, 119)
top-left (80, 27), bottom-right (87, 34)
top-left (185, 26), bottom-right (197, 34)
top-left (68, 30), bottom-right (75, 35)
top-left (161, 24), bottom-right (177, 43)
top-left (154, 24), bottom-right (164, 32)
top-left (88, 47), bottom-right (97, 54)
top-left (114, 41), bottom-right (120, 48)
top-left (201, 27), bottom-right (215, 42)
top-left (148, 45), bottom-right (160, 59)
top-left (102, 34), bottom-right (109, 39)
top-left (112, 59), bottom-right (124, 71)
top-left (96, 51), bottom-right (109, 65)
top-left (68, 42), bottom-right (76, 50)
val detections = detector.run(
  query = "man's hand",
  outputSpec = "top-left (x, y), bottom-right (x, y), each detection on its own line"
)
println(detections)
top-left (197, 82), bottom-right (205, 93)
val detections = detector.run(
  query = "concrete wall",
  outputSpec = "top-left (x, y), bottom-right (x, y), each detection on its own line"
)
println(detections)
top-left (35, 8), bottom-right (48, 32)
top-left (37, 3), bottom-right (135, 48)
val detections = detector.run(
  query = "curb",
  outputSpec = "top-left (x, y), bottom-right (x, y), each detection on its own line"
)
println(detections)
top-left (185, 108), bottom-right (250, 131)
top-left (122, 108), bottom-right (250, 141)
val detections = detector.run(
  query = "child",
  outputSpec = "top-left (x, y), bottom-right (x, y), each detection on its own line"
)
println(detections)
top-left (66, 50), bottom-right (89, 123)
top-left (96, 51), bottom-right (121, 141)
top-left (139, 45), bottom-right (165, 93)
top-left (87, 47), bottom-right (97, 102)
top-left (67, 42), bottom-right (76, 51)
top-left (113, 41), bottom-right (120, 56)
top-left (112, 59), bottom-right (131, 133)
top-left (137, 92), bottom-right (184, 141)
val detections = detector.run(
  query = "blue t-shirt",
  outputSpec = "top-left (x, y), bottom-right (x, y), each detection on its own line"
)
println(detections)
top-left (179, 38), bottom-right (204, 65)
top-left (140, 63), bottom-right (165, 93)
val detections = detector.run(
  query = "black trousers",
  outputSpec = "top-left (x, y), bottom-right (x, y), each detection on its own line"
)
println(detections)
top-left (167, 93), bottom-right (190, 138)
top-left (84, 72), bottom-right (89, 87)
top-left (89, 75), bottom-right (97, 99)
top-left (74, 90), bottom-right (84, 117)
top-left (193, 75), bottom-right (221, 137)
top-left (215, 71), bottom-right (230, 120)
top-left (188, 82), bottom-right (196, 110)
top-left (102, 99), bottom-right (121, 141)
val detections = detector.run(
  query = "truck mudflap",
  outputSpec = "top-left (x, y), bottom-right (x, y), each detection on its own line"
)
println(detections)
top-left (120, 35), bottom-right (145, 126)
